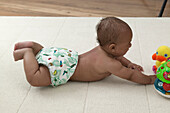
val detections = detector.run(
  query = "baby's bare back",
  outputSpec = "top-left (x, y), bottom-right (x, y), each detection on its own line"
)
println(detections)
top-left (70, 46), bottom-right (157, 84)
top-left (70, 46), bottom-right (112, 82)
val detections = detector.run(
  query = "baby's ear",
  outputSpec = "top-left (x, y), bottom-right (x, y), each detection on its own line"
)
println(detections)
top-left (109, 44), bottom-right (116, 53)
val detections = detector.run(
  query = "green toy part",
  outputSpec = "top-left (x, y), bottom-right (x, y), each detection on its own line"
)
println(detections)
top-left (156, 59), bottom-right (170, 83)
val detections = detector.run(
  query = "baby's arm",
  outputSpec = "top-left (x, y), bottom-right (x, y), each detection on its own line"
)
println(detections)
top-left (116, 56), bottom-right (131, 67)
top-left (116, 56), bottom-right (144, 71)
top-left (107, 59), bottom-right (156, 84)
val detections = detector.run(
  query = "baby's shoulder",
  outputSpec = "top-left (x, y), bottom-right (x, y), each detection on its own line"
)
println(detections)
top-left (97, 54), bottom-right (120, 67)
top-left (95, 55), bottom-right (122, 74)
top-left (106, 56), bottom-right (121, 65)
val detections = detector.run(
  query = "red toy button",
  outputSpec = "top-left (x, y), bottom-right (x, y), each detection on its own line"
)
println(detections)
top-left (163, 82), bottom-right (170, 91)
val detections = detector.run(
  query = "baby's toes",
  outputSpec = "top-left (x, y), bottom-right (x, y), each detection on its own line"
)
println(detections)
top-left (14, 42), bottom-right (19, 50)
top-left (14, 41), bottom-right (33, 51)
top-left (13, 48), bottom-right (32, 61)
top-left (13, 50), bottom-right (23, 61)
top-left (13, 51), bottom-right (18, 61)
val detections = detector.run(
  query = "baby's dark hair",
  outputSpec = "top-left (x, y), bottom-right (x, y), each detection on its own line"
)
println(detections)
top-left (96, 17), bottom-right (132, 46)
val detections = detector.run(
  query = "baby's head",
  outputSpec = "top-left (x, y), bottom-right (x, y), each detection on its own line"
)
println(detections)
top-left (96, 17), bottom-right (132, 57)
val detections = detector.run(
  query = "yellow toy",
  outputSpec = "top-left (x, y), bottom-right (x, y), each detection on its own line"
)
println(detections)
top-left (152, 46), bottom-right (170, 73)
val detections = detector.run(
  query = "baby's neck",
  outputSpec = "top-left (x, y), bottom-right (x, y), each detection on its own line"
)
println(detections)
top-left (99, 46), bottom-right (117, 58)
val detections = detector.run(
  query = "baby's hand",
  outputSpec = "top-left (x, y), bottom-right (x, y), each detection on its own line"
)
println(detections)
top-left (128, 63), bottom-right (144, 72)
top-left (131, 69), bottom-right (157, 84)
top-left (149, 75), bottom-right (157, 84)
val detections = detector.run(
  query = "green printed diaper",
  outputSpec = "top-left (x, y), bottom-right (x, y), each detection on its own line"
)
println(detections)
top-left (36, 47), bottom-right (78, 87)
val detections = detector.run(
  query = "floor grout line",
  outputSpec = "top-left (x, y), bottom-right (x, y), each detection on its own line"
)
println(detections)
top-left (51, 17), bottom-right (66, 46)
top-left (135, 21), bottom-right (151, 113)
top-left (16, 86), bottom-right (32, 113)
top-left (83, 82), bottom-right (89, 113)
top-left (145, 85), bottom-right (151, 113)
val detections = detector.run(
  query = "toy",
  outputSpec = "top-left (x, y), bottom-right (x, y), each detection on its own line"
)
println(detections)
top-left (154, 59), bottom-right (170, 98)
top-left (152, 46), bottom-right (170, 74)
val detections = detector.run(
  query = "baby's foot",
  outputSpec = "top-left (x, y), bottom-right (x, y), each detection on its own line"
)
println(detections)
top-left (13, 48), bottom-right (33, 61)
top-left (14, 41), bottom-right (43, 55)
top-left (14, 41), bottom-right (33, 51)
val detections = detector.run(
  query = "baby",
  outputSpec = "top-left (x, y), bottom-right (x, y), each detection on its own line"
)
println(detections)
top-left (13, 17), bottom-right (156, 87)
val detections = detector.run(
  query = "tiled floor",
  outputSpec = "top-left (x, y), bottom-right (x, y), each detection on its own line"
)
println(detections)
top-left (0, 17), bottom-right (170, 113)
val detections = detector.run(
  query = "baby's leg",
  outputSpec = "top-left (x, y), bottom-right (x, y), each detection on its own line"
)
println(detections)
top-left (23, 48), bottom-right (51, 86)
top-left (14, 41), bottom-right (43, 56)
top-left (13, 46), bottom-right (51, 87)
top-left (14, 41), bottom-right (44, 61)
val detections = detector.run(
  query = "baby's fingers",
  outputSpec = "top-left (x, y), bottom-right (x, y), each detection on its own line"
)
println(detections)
top-left (140, 66), bottom-right (144, 72)
top-left (130, 65), bottom-right (136, 69)
top-left (137, 66), bottom-right (144, 72)
top-left (149, 75), bottom-right (157, 84)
